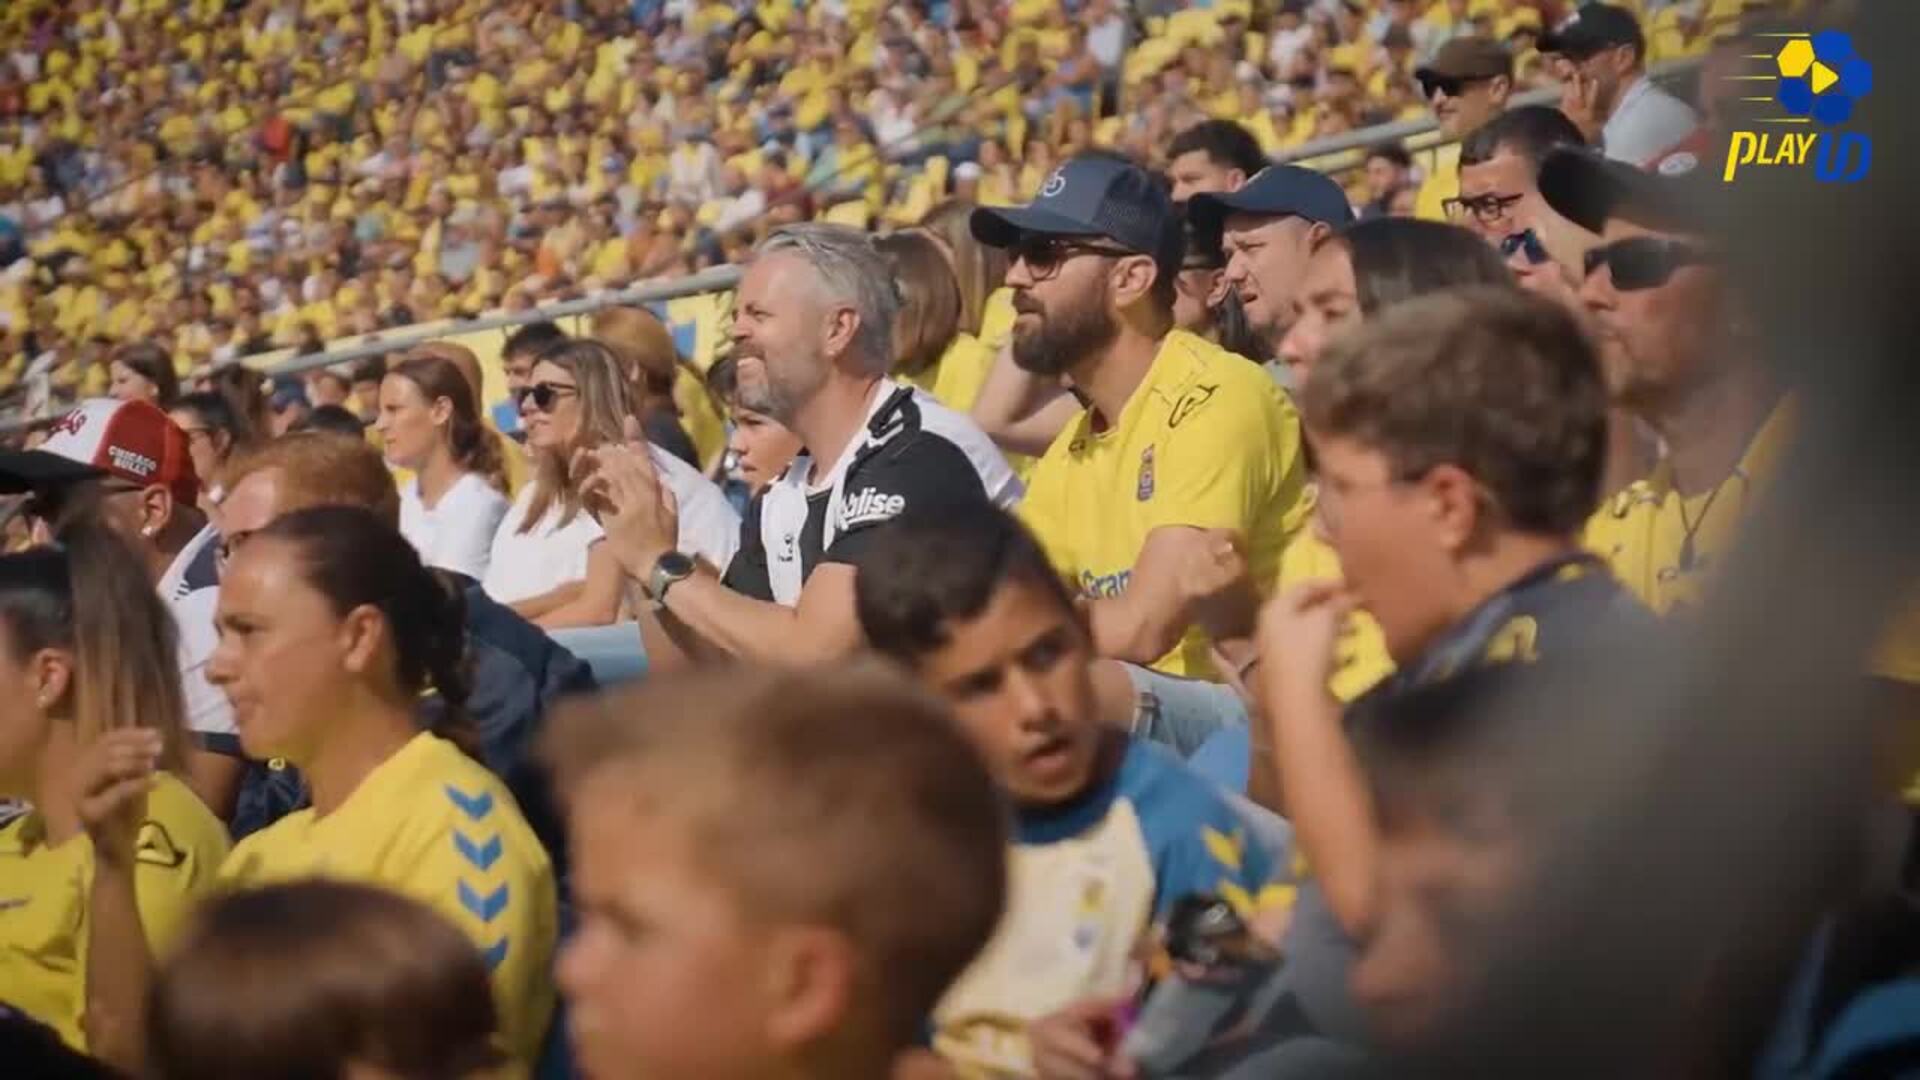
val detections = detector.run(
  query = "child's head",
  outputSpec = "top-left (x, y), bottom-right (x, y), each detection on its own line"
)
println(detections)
top-left (542, 664), bottom-right (1007, 1080)
top-left (147, 880), bottom-right (502, 1080)
top-left (706, 353), bottom-right (803, 493)
top-left (1347, 663), bottom-right (1552, 1055)
top-left (1299, 286), bottom-right (1606, 662)
top-left (855, 508), bottom-right (1104, 808)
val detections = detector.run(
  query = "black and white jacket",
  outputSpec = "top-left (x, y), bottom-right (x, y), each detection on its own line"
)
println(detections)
top-left (723, 382), bottom-right (1023, 606)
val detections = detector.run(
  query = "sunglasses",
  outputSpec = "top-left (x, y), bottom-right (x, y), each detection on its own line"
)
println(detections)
top-left (1582, 236), bottom-right (1712, 292)
top-left (24, 478), bottom-right (141, 528)
top-left (1010, 235), bottom-right (1139, 282)
top-left (1500, 229), bottom-right (1550, 266)
top-left (514, 381), bottom-right (580, 412)
top-left (1417, 72), bottom-right (1494, 100)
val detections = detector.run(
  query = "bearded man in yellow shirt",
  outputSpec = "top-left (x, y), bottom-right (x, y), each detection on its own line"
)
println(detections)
top-left (972, 153), bottom-right (1313, 682)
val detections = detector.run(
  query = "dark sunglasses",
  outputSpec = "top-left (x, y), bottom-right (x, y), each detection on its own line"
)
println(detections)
top-left (1011, 235), bottom-right (1138, 280)
top-left (1500, 229), bottom-right (1550, 266)
top-left (1582, 236), bottom-right (1712, 292)
top-left (513, 381), bottom-right (580, 412)
top-left (1417, 72), bottom-right (1494, 100)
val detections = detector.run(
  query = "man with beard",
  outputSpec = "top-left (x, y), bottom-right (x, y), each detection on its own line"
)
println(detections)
top-left (972, 153), bottom-right (1312, 681)
top-left (1190, 165), bottom-right (1356, 387)
top-left (583, 223), bottom-right (1019, 666)
top-left (1541, 3), bottom-right (1696, 167)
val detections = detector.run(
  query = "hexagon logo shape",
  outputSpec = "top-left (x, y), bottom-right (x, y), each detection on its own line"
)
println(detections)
top-left (1773, 31), bottom-right (1872, 127)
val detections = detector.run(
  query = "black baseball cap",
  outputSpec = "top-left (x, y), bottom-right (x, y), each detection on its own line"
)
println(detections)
top-left (1539, 3), bottom-right (1644, 60)
top-left (1186, 164), bottom-right (1356, 232)
top-left (971, 154), bottom-right (1182, 277)
top-left (1538, 145), bottom-right (1713, 235)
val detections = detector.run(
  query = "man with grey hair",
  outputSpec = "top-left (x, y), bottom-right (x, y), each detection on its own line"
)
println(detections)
top-left (586, 222), bottom-right (1019, 665)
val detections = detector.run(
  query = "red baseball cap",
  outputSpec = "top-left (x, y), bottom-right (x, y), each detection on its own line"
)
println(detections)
top-left (0, 398), bottom-right (200, 506)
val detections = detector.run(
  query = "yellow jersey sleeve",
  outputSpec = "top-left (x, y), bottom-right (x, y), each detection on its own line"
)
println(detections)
top-left (403, 783), bottom-right (559, 1068)
top-left (1275, 530), bottom-right (1395, 702)
top-left (125, 776), bottom-right (231, 954)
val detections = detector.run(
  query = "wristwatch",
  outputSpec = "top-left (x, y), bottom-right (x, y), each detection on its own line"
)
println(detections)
top-left (646, 551), bottom-right (697, 606)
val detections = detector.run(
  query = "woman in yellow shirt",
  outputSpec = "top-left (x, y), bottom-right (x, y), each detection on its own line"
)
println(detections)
top-left (81, 507), bottom-right (557, 1075)
top-left (0, 525), bottom-right (227, 1057)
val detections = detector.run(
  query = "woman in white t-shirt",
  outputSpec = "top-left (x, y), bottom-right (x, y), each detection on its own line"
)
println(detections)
top-left (376, 354), bottom-right (511, 581)
top-left (484, 338), bottom-right (737, 627)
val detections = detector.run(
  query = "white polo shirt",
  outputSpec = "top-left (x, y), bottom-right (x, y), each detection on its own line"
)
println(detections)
top-left (159, 525), bottom-right (238, 755)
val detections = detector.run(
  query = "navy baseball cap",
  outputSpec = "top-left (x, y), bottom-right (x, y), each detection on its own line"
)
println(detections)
top-left (971, 154), bottom-right (1182, 277)
top-left (1186, 165), bottom-right (1356, 232)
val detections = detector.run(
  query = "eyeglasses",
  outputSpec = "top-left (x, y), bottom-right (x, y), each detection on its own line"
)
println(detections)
top-left (1417, 72), bottom-right (1494, 100)
top-left (1442, 192), bottom-right (1524, 226)
top-left (1010, 235), bottom-right (1139, 282)
top-left (1582, 236), bottom-right (1713, 292)
top-left (1500, 229), bottom-right (1550, 266)
top-left (514, 381), bottom-right (580, 412)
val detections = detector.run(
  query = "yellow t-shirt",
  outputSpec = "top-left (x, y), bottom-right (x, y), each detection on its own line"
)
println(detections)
top-left (1413, 142), bottom-right (1461, 223)
top-left (219, 733), bottom-right (557, 1068)
top-left (0, 774), bottom-right (228, 1052)
top-left (1585, 398), bottom-right (1920, 688)
top-left (1274, 523), bottom-right (1395, 702)
top-left (1020, 331), bottom-right (1312, 678)
top-left (1585, 400), bottom-right (1793, 617)
top-left (909, 331), bottom-right (996, 415)
top-left (978, 287), bottom-right (1017, 351)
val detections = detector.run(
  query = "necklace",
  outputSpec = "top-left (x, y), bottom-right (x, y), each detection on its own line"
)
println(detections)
top-left (1674, 465), bottom-right (1749, 572)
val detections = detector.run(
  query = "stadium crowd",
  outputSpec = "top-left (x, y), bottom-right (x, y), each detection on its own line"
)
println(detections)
top-left (3, 1), bottom-right (1918, 1079)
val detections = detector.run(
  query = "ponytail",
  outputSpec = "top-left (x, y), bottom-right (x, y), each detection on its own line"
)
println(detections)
top-left (420, 569), bottom-right (483, 761)
top-left (257, 506), bottom-right (484, 762)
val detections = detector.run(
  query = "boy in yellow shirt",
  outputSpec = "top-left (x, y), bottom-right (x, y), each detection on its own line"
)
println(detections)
top-left (543, 664), bottom-right (1007, 1080)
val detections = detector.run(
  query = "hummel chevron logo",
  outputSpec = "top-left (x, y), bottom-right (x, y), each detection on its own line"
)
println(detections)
top-left (458, 880), bottom-right (510, 922)
top-left (454, 831), bottom-right (503, 872)
top-left (444, 785), bottom-right (495, 820)
top-left (481, 937), bottom-right (509, 971)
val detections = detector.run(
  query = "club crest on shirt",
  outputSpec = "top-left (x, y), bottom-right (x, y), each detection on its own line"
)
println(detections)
top-left (1137, 445), bottom-right (1155, 502)
top-left (841, 486), bottom-right (907, 528)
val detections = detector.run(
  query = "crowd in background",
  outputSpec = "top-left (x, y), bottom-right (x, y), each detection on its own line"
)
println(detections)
top-left (6, 1), bottom-right (1918, 1080)
top-left (0, 0), bottom-right (1757, 408)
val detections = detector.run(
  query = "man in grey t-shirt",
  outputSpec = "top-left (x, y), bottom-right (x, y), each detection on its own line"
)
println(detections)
top-left (1543, 3), bottom-right (1699, 167)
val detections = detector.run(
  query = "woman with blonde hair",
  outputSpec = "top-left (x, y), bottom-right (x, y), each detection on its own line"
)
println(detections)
top-left (0, 524), bottom-right (228, 1059)
top-left (483, 339), bottom-right (738, 628)
top-left (588, 304), bottom-right (719, 470)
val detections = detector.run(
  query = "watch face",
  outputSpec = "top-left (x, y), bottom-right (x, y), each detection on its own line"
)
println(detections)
top-left (657, 552), bottom-right (697, 578)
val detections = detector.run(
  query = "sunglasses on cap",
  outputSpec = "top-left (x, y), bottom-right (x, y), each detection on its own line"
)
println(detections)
top-left (1500, 229), bottom-right (1550, 266)
top-left (513, 381), bottom-right (580, 412)
top-left (1416, 72), bottom-right (1495, 100)
top-left (1582, 236), bottom-right (1713, 292)
top-left (1010, 234), bottom-right (1139, 282)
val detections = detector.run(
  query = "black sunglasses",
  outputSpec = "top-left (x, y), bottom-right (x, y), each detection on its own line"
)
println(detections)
top-left (1582, 236), bottom-right (1712, 292)
top-left (514, 381), bottom-right (581, 412)
top-left (1011, 235), bottom-right (1139, 280)
top-left (1500, 229), bottom-right (1550, 266)
top-left (1417, 72), bottom-right (1494, 100)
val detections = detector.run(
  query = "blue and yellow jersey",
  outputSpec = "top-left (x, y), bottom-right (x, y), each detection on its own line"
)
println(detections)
top-left (219, 733), bottom-right (557, 1069)
top-left (1020, 331), bottom-right (1312, 679)
top-left (0, 774), bottom-right (227, 1052)
top-left (933, 738), bottom-right (1286, 1077)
